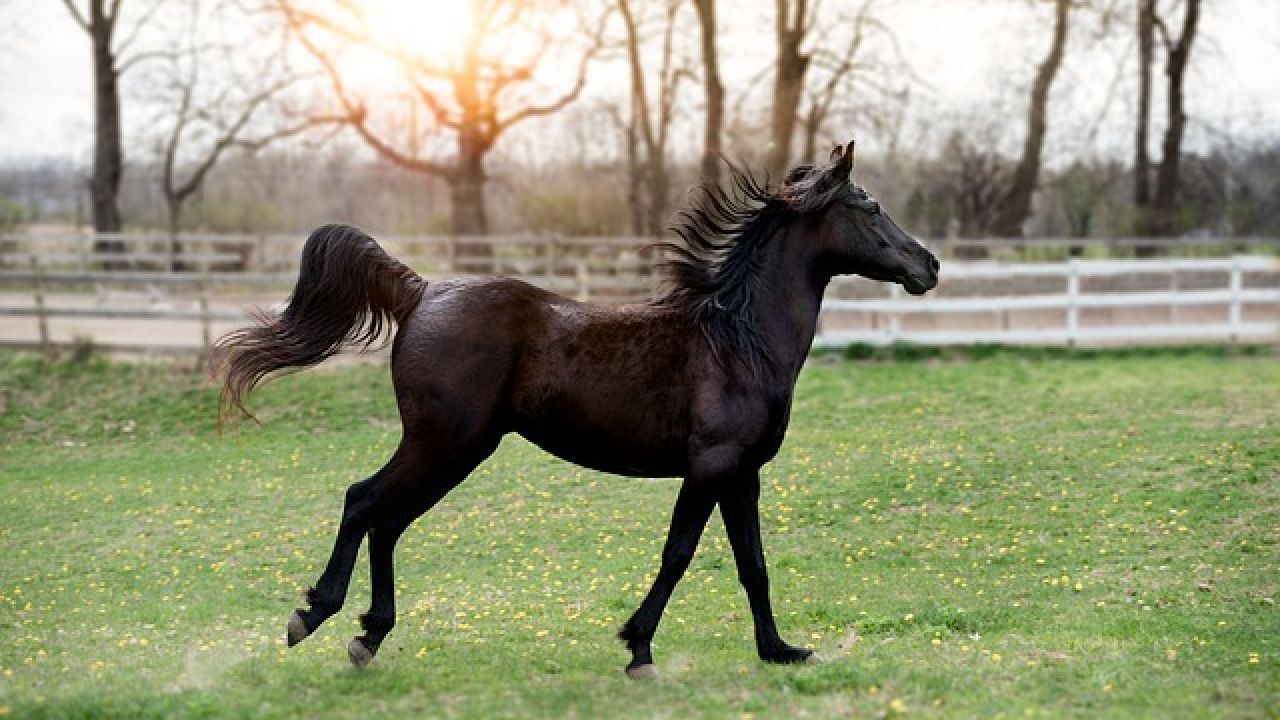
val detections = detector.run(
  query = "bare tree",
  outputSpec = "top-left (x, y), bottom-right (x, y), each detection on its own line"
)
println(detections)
top-left (62, 0), bottom-right (164, 239)
top-left (280, 0), bottom-right (605, 236)
top-left (796, 0), bottom-right (910, 165)
top-left (990, 0), bottom-right (1072, 237)
top-left (1148, 0), bottom-right (1201, 235)
top-left (150, 1), bottom-right (317, 269)
top-left (617, 0), bottom-right (690, 236)
top-left (940, 129), bottom-right (1012, 239)
top-left (690, 0), bottom-right (723, 183)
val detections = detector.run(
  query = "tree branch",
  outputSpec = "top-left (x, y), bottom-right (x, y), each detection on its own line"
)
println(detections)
top-left (1152, 13), bottom-right (1173, 54)
top-left (494, 6), bottom-right (606, 135)
top-left (285, 4), bottom-right (454, 178)
top-left (113, 0), bottom-right (164, 57)
top-left (61, 0), bottom-right (88, 32)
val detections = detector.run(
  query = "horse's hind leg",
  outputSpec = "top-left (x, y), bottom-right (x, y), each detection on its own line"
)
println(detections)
top-left (287, 463), bottom-right (395, 646)
top-left (346, 521), bottom-right (410, 667)
top-left (347, 434), bottom-right (502, 667)
top-left (345, 473), bottom-right (456, 667)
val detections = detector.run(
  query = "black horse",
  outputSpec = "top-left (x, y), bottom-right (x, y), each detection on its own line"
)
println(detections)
top-left (216, 141), bottom-right (939, 678)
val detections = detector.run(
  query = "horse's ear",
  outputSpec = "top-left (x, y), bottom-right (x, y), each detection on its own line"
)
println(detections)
top-left (783, 164), bottom-right (815, 186)
top-left (830, 139), bottom-right (853, 181)
top-left (829, 144), bottom-right (843, 162)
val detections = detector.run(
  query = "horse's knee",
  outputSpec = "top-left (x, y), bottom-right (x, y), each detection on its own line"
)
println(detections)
top-left (344, 478), bottom-right (375, 510)
top-left (660, 543), bottom-right (697, 575)
top-left (737, 564), bottom-right (769, 594)
top-left (339, 478), bottom-right (383, 528)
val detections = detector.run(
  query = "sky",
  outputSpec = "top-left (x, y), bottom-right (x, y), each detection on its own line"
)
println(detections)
top-left (0, 0), bottom-right (1277, 166)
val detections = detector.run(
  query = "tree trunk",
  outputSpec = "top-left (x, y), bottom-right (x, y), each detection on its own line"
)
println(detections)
top-left (767, 44), bottom-right (808, 180)
top-left (449, 169), bottom-right (487, 235)
top-left (1134, 0), bottom-right (1155, 213)
top-left (800, 107), bottom-right (823, 166)
top-left (644, 160), bottom-right (669, 237)
top-left (991, 0), bottom-right (1070, 238)
top-left (88, 0), bottom-right (124, 257)
top-left (1150, 0), bottom-right (1200, 236)
top-left (767, 0), bottom-right (809, 181)
top-left (450, 137), bottom-right (489, 270)
top-left (692, 0), bottom-right (724, 184)
top-left (623, 114), bottom-right (645, 236)
top-left (167, 197), bottom-right (184, 272)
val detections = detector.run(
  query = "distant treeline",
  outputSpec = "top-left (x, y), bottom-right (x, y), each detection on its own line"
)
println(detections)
top-left (2, 133), bottom-right (1277, 240)
top-left (14, 0), bottom-right (1276, 244)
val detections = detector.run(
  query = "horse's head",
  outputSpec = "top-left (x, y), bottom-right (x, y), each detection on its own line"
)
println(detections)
top-left (781, 141), bottom-right (939, 295)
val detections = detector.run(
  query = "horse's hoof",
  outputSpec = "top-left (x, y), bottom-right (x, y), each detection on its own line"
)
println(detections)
top-left (625, 663), bottom-right (659, 680)
top-left (348, 637), bottom-right (375, 669)
top-left (286, 611), bottom-right (309, 647)
top-left (804, 651), bottom-right (822, 665)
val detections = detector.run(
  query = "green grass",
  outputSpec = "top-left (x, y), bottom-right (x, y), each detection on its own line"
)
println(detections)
top-left (1, 349), bottom-right (1277, 719)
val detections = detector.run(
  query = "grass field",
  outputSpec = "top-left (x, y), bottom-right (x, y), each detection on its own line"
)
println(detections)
top-left (1, 349), bottom-right (1277, 719)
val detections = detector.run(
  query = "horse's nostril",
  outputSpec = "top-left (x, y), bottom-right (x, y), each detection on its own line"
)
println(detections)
top-left (930, 256), bottom-right (940, 273)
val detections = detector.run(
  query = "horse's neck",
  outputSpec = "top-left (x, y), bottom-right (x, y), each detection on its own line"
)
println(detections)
top-left (752, 226), bottom-right (829, 383)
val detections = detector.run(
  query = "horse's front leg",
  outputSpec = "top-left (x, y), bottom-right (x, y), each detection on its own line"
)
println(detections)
top-left (720, 470), bottom-right (814, 664)
top-left (618, 478), bottom-right (718, 678)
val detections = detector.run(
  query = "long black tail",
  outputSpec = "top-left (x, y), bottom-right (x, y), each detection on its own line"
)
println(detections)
top-left (215, 224), bottom-right (425, 421)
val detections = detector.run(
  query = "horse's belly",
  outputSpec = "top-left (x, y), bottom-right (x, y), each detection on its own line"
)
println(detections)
top-left (513, 408), bottom-right (689, 478)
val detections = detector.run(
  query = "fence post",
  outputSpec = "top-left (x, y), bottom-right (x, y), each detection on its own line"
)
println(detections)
top-left (544, 235), bottom-right (556, 277)
top-left (31, 255), bottom-right (50, 357)
top-left (79, 232), bottom-right (89, 273)
top-left (887, 284), bottom-right (901, 345)
top-left (254, 234), bottom-right (266, 273)
top-left (445, 234), bottom-right (457, 273)
top-left (648, 240), bottom-right (661, 299)
top-left (199, 264), bottom-right (212, 365)
top-left (1228, 256), bottom-right (1242, 344)
top-left (1066, 258), bottom-right (1080, 348)
top-left (576, 260), bottom-right (590, 302)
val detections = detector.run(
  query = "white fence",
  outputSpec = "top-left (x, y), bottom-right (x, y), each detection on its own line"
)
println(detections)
top-left (817, 256), bottom-right (1280, 347)
top-left (0, 231), bottom-right (1277, 354)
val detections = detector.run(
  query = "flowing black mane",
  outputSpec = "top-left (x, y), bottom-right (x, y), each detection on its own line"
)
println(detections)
top-left (655, 160), bottom-right (849, 373)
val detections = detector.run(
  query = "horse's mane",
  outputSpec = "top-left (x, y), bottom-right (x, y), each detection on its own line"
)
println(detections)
top-left (654, 159), bottom-right (848, 374)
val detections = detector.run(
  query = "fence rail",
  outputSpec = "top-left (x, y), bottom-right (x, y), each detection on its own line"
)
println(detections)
top-left (819, 256), bottom-right (1279, 347)
top-left (1, 232), bottom-right (1277, 356)
top-left (5, 231), bottom-right (1278, 271)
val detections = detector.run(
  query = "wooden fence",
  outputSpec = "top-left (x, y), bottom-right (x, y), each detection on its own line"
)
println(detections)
top-left (1, 232), bottom-right (1277, 355)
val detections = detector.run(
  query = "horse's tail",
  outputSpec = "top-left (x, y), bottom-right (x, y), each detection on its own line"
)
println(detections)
top-left (214, 223), bottom-right (425, 422)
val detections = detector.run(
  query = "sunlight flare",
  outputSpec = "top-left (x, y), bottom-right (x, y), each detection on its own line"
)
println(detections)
top-left (359, 0), bottom-right (473, 65)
